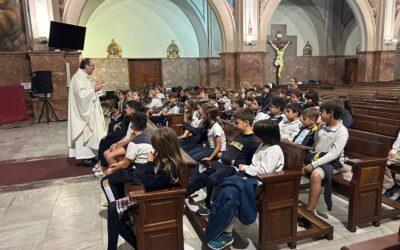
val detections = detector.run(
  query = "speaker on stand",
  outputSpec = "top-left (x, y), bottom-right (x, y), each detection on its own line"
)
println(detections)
top-left (31, 71), bottom-right (59, 123)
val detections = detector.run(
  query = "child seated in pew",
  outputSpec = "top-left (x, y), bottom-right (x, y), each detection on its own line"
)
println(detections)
top-left (299, 98), bottom-right (349, 228)
top-left (303, 89), bottom-right (319, 109)
top-left (93, 100), bottom-right (145, 176)
top-left (290, 90), bottom-right (304, 106)
top-left (100, 112), bottom-right (154, 202)
top-left (184, 108), bottom-right (259, 215)
top-left (252, 96), bottom-right (269, 124)
top-left (149, 92), bottom-right (180, 126)
top-left (179, 100), bottom-right (209, 151)
top-left (293, 107), bottom-right (319, 147)
top-left (383, 131), bottom-right (400, 201)
top-left (106, 127), bottom-right (184, 250)
top-left (187, 104), bottom-right (226, 162)
top-left (279, 103), bottom-right (303, 141)
top-left (204, 120), bottom-right (284, 250)
top-left (226, 96), bottom-right (244, 121)
top-left (268, 96), bottom-right (287, 124)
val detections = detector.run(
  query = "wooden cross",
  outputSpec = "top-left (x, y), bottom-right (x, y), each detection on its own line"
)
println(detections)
top-left (267, 36), bottom-right (292, 85)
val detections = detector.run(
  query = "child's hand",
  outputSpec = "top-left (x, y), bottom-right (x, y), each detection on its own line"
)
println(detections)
top-left (201, 157), bottom-right (212, 166)
top-left (103, 167), bottom-right (113, 175)
top-left (113, 122), bottom-right (121, 131)
top-left (110, 144), bottom-right (118, 151)
top-left (388, 152), bottom-right (395, 159)
top-left (147, 152), bottom-right (154, 162)
top-left (302, 164), bottom-right (313, 174)
top-left (238, 164), bottom-right (245, 171)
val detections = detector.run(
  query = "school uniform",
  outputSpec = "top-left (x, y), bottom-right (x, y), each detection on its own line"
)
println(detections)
top-left (107, 161), bottom-right (179, 250)
top-left (186, 131), bottom-right (258, 207)
top-left (101, 132), bottom-right (153, 202)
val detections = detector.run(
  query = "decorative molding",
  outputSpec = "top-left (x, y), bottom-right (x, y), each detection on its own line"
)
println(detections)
top-left (397, 0), bottom-right (400, 18)
top-left (368, 0), bottom-right (377, 19)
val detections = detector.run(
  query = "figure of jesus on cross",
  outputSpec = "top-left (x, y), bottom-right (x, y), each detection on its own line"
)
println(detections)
top-left (268, 36), bottom-right (291, 84)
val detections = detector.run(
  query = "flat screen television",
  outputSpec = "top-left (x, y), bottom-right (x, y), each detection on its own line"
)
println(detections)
top-left (48, 21), bottom-right (86, 50)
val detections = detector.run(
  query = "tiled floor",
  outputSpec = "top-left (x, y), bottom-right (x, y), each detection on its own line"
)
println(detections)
top-left (0, 121), bottom-right (399, 249)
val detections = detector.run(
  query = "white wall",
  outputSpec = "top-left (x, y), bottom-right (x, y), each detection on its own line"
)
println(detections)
top-left (268, 3), bottom-right (320, 56)
top-left (82, 0), bottom-right (199, 58)
top-left (344, 26), bottom-right (360, 55)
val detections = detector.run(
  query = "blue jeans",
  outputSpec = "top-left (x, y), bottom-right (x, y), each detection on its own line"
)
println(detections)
top-left (188, 146), bottom-right (214, 162)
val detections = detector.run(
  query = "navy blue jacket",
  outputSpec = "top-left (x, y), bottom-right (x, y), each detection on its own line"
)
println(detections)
top-left (204, 172), bottom-right (258, 242)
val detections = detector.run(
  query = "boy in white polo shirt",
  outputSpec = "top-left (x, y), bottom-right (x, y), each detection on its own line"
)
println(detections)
top-left (299, 99), bottom-right (349, 228)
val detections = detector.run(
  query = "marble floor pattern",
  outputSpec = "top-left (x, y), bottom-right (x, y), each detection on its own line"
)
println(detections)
top-left (0, 121), bottom-right (399, 250)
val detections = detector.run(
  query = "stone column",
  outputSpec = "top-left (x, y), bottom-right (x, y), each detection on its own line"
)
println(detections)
top-left (198, 58), bottom-right (208, 87)
top-left (220, 52), bottom-right (236, 89)
top-left (235, 51), bottom-right (267, 87)
top-left (357, 51), bottom-right (395, 82)
top-left (28, 51), bottom-right (80, 121)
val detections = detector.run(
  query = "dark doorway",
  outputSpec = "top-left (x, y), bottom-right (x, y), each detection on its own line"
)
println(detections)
top-left (343, 58), bottom-right (358, 84)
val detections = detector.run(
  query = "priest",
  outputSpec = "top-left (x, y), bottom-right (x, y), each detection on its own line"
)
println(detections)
top-left (67, 58), bottom-right (107, 166)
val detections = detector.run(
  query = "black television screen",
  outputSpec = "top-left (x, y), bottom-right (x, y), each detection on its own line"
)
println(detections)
top-left (48, 21), bottom-right (86, 50)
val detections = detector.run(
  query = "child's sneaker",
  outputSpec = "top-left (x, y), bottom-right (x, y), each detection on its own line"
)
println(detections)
top-left (207, 232), bottom-right (234, 250)
top-left (383, 184), bottom-right (399, 198)
top-left (184, 198), bottom-right (200, 212)
top-left (196, 206), bottom-right (210, 216)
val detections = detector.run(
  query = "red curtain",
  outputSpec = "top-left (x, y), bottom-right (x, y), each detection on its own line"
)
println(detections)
top-left (0, 85), bottom-right (29, 125)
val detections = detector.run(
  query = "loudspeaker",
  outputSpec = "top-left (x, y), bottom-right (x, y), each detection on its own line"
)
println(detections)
top-left (32, 71), bottom-right (53, 94)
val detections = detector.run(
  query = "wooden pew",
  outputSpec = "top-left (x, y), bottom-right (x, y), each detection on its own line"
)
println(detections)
top-left (352, 114), bottom-right (400, 137)
top-left (340, 226), bottom-right (400, 250)
top-left (286, 128), bottom-right (398, 232)
top-left (323, 129), bottom-right (397, 231)
top-left (167, 113), bottom-right (184, 136)
top-left (124, 121), bottom-right (197, 250)
top-left (185, 119), bottom-right (333, 249)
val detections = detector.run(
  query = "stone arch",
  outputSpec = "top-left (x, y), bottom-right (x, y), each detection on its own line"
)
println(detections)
top-left (62, 0), bottom-right (220, 56)
top-left (259, 0), bottom-right (375, 52)
top-left (394, 13), bottom-right (400, 38)
top-left (286, 0), bottom-right (327, 55)
top-left (208, 0), bottom-right (236, 52)
top-left (338, 19), bottom-right (358, 55)
top-left (346, 0), bottom-right (375, 51)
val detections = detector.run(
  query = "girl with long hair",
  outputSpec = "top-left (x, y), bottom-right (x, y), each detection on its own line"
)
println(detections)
top-left (106, 127), bottom-right (184, 250)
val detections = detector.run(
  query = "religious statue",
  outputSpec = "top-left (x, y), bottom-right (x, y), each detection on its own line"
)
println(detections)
top-left (269, 40), bottom-right (291, 78)
top-left (107, 39), bottom-right (122, 58)
top-left (303, 41), bottom-right (312, 56)
top-left (166, 40), bottom-right (180, 58)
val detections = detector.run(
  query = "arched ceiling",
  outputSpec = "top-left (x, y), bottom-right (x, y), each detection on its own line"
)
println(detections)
top-left (260, 0), bottom-right (375, 52)
top-left (64, 0), bottom-right (223, 57)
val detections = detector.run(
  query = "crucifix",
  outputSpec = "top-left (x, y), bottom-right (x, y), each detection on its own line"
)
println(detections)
top-left (267, 32), bottom-right (292, 85)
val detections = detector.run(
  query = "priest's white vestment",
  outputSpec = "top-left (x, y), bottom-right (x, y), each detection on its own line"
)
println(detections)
top-left (67, 69), bottom-right (106, 159)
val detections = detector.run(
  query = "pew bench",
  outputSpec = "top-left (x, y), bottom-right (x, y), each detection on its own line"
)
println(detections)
top-left (167, 113), bottom-right (184, 136)
top-left (340, 226), bottom-right (400, 250)
top-left (287, 128), bottom-right (398, 232)
top-left (352, 114), bottom-right (400, 137)
top-left (189, 119), bottom-right (333, 248)
top-left (121, 121), bottom-right (197, 249)
top-left (125, 184), bottom-right (186, 250)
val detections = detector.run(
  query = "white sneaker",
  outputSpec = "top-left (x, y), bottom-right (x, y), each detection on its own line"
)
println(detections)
top-left (94, 171), bottom-right (105, 178)
top-left (92, 163), bottom-right (102, 173)
top-left (184, 198), bottom-right (200, 212)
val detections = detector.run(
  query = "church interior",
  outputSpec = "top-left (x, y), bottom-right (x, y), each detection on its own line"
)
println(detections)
top-left (0, 0), bottom-right (400, 249)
